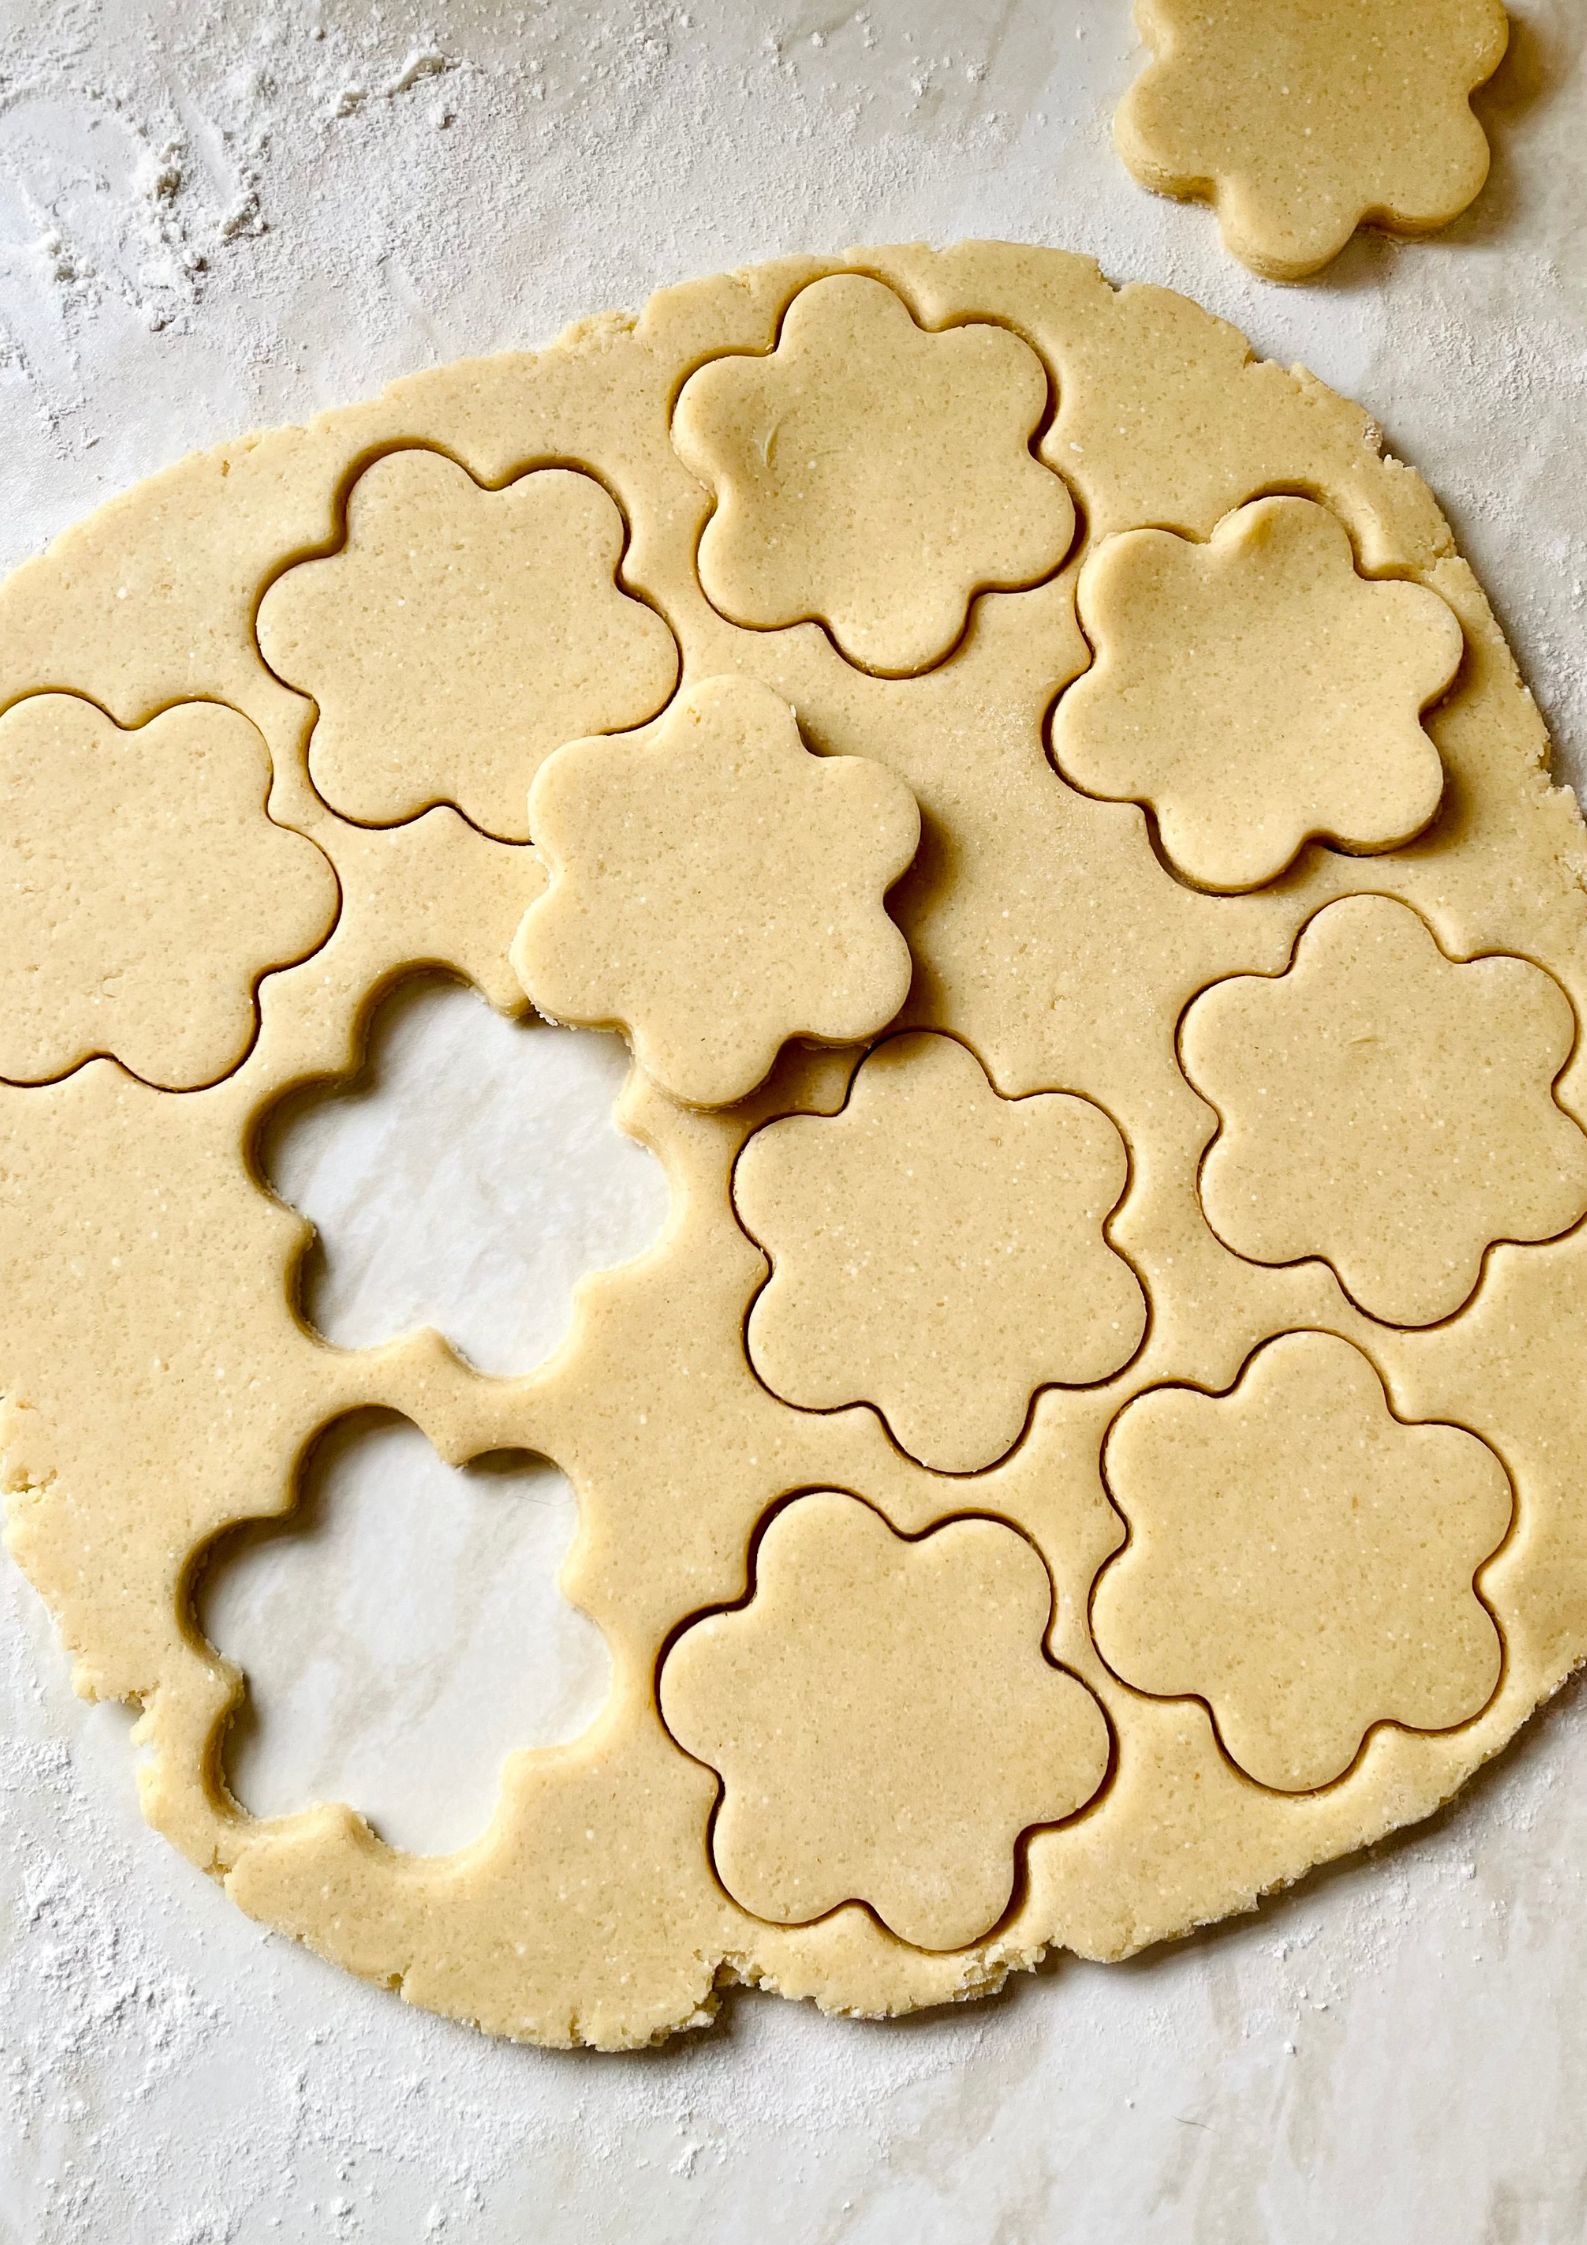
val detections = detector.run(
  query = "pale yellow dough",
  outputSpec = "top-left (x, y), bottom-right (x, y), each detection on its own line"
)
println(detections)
top-left (659, 1490), bottom-right (1112, 1950)
top-left (5, 243), bottom-right (1587, 2052)
top-left (1091, 1332), bottom-right (1511, 1791)
top-left (1116, 0), bottom-right (1509, 281)
top-left (1051, 496), bottom-right (1463, 893)
top-left (672, 271), bottom-right (1075, 674)
top-left (256, 449), bottom-right (679, 840)
top-left (0, 693), bottom-right (337, 1088)
top-left (734, 1032), bottom-right (1145, 1473)
top-left (513, 675), bottom-right (919, 1108)
top-left (1184, 896), bottom-right (1587, 1324)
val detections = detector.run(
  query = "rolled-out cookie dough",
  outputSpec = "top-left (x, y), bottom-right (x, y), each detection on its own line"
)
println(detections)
top-left (4, 241), bottom-right (1587, 2051)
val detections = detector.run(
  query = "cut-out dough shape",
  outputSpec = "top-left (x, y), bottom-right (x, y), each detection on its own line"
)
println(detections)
top-left (256, 450), bottom-right (679, 840)
top-left (512, 675), bottom-right (920, 1108)
top-left (1184, 895), bottom-right (1587, 1326)
top-left (1051, 496), bottom-right (1463, 893)
top-left (672, 272), bottom-right (1076, 675)
top-left (1092, 1332), bottom-right (1511, 1791)
top-left (659, 1490), bottom-right (1111, 1950)
top-left (0, 693), bottom-right (336, 1089)
top-left (735, 1033), bottom-right (1146, 1473)
top-left (1115, 0), bottom-right (1510, 281)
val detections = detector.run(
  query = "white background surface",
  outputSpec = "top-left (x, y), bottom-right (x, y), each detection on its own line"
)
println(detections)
top-left (3, 2), bottom-right (1587, 2239)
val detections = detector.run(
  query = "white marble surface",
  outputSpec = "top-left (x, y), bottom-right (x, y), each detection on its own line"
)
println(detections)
top-left (3, 1), bottom-right (1587, 2239)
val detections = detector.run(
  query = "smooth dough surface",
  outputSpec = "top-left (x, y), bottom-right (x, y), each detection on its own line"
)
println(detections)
top-left (1051, 496), bottom-right (1462, 892)
top-left (734, 1032), bottom-right (1145, 1473)
top-left (4, 242), bottom-right (1587, 2051)
top-left (256, 450), bottom-right (679, 840)
top-left (672, 271), bottom-right (1075, 673)
top-left (1184, 895), bottom-right (1587, 1324)
top-left (515, 675), bottom-right (919, 1108)
top-left (1115, 0), bottom-right (1509, 281)
top-left (660, 1490), bottom-right (1112, 1951)
top-left (0, 694), bottom-right (337, 1088)
top-left (1091, 1331), bottom-right (1512, 1791)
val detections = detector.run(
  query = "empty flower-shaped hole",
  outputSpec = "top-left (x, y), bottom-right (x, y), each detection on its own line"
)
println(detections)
top-left (259, 975), bottom-right (669, 1375)
top-left (200, 1411), bottom-right (610, 1854)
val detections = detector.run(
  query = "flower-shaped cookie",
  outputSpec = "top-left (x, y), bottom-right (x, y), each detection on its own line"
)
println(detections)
top-left (1092, 1332), bottom-right (1510, 1791)
top-left (1184, 895), bottom-right (1587, 1326)
top-left (735, 1033), bottom-right (1146, 1472)
top-left (256, 450), bottom-right (679, 840)
top-left (1050, 497), bottom-right (1463, 892)
top-left (672, 273), bottom-right (1076, 675)
top-left (659, 1490), bottom-right (1111, 1949)
top-left (1115, 0), bottom-right (1509, 281)
top-left (0, 693), bottom-right (336, 1088)
top-left (512, 676), bottom-right (920, 1108)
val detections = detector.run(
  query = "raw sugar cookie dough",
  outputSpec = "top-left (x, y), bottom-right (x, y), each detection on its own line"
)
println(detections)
top-left (1116, 0), bottom-right (1510, 281)
top-left (4, 241), bottom-right (1587, 2051)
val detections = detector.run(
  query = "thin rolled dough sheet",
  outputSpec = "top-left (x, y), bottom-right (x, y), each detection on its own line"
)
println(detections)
top-left (3, 242), bottom-right (1586, 2049)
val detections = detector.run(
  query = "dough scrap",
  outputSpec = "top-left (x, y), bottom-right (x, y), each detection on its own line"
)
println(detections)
top-left (1092, 1331), bottom-right (1511, 1790)
top-left (1115, 0), bottom-right (1510, 281)
top-left (673, 272), bottom-right (1075, 675)
top-left (256, 449), bottom-right (679, 841)
top-left (3, 242), bottom-right (1587, 2049)
top-left (0, 693), bottom-right (337, 1088)
top-left (1185, 895), bottom-right (1587, 1326)
top-left (512, 675), bottom-right (919, 1108)
top-left (1051, 496), bottom-right (1463, 893)
top-left (735, 1032), bottom-right (1145, 1473)
top-left (659, 1490), bottom-right (1111, 1949)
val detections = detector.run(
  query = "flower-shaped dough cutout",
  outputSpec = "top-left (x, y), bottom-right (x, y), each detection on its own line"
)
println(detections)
top-left (1115, 0), bottom-right (1509, 282)
top-left (735, 1033), bottom-right (1146, 1473)
top-left (659, 1491), bottom-right (1111, 1950)
top-left (1050, 496), bottom-right (1463, 893)
top-left (671, 273), bottom-right (1076, 675)
top-left (0, 693), bottom-right (337, 1088)
top-left (1092, 1332), bottom-right (1511, 1791)
top-left (512, 675), bottom-right (920, 1109)
top-left (1184, 895), bottom-right (1587, 1327)
top-left (256, 449), bottom-right (679, 840)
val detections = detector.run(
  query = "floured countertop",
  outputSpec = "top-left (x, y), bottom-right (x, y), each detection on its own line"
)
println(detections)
top-left (3, 2), bottom-right (1587, 2240)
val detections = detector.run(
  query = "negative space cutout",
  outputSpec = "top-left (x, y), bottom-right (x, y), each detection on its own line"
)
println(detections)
top-left (0, 692), bottom-right (337, 1088)
top-left (734, 1033), bottom-right (1146, 1473)
top-left (262, 976), bottom-right (668, 1375)
top-left (658, 1490), bottom-right (1111, 1950)
top-left (1183, 895), bottom-right (1587, 1327)
top-left (672, 273), bottom-right (1076, 675)
top-left (202, 1412), bottom-right (610, 1854)
top-left (255, 449), bottom-right (679, 840)
top-left (1115, 0), bottom-right (1509, 281)
top-left (1091, 1332), bottom-right (1511, 1792)
top-left (1050, 496), bottom-right (1463, 893)
top-left (512, 675), bottom-right (920, 1109)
